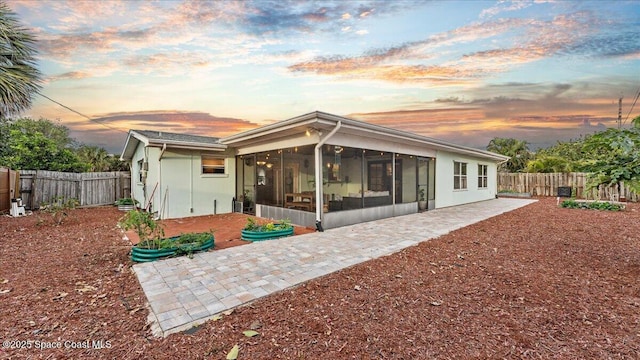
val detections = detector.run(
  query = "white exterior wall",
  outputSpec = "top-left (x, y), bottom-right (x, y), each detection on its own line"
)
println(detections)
top-left (130, 143), bottom-right (146, 206)
top-left (157, 148), bottom-right (236, 219)
top-left (130, 144), bottom-right (161, 212)
top-left (434, 150), bottom-right (498, 208)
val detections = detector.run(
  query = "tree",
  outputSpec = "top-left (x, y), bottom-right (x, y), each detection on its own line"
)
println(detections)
top-left (0, 2), bottom-right (42, 116)
top-left (77, 145), bottom-right (110, 172)
top-left (0, 117), bottom-right (86, 171)
top-left (0, 117), bottom-right (128, 172)
top-left (106, 154), bottom-right (129, 171)
top-left (632, 115), bottom-right (640, 129)
top-left (486, 137), bottom-right (532, 172)
top-left (534, 138), bottom-right (585, 163)
top-left (525, 155), bottom-right (573, 173)
top-left (579, 128), bottom-right (640, 192)
top-left (4, 128), bottom-right (87, 171)
top-left (8, 117), bottom-right (76, 148)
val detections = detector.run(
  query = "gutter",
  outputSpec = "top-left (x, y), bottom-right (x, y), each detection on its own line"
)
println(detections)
top-left (314, 121), bottom-right (342, 231)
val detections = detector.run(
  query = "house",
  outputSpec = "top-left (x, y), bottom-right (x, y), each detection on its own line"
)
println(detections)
top-left (120, 111), bottom-right (508, 230)
top-left (120, 130), bottom-right (234, 219)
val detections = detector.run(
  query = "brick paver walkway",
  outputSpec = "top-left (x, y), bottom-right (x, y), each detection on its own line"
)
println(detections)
top-left (133, 198), bottom-right (536, 336)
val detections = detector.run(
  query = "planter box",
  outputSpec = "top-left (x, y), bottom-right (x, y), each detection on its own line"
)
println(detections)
top-left (118, 204), bottom-right (136, 211)
top-left (241, 227), bottom-right (294, 242)
top-left (497, 192), bottom-right (531, 198)
top-left (131, 234), bottom-right (215, 262)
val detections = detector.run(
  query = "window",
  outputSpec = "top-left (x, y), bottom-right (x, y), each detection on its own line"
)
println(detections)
top-left (202, 156), bottom-right (225, 174)
top-left (453, 161), bottom-right (467, 190)
top-left (368, 163), bottom-right (385, 191)
top-left (137, 159), bottom-right (146, 183)
top-left (137, 160), bottom-right (143, 182)
top-left (478, 164), bottom-right (488, 189)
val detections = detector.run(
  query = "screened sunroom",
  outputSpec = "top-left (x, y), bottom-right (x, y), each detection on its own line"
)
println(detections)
top-left (222, 111), bottom-right (503, 230)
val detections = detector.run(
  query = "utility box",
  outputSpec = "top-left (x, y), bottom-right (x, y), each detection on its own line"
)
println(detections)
top-left (557, 186), bottom-right (572, 197)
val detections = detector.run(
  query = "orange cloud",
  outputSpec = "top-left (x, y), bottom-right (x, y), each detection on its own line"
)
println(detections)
top-left (288, 12), bottom-right (600, 84)
top-left (347, 98), bottom-right (615, 150)
top-left (87, 110), bottom-right (255, 134)
top-left (61, 110), bottom-right (261, 154)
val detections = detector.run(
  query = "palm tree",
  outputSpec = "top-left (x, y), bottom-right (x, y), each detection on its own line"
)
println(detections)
top-left (0, 2), bottom-right (42, 117)
top-left (77, 145), bottom-right (110, 172)
top-left (525, 155), bottom-right (572, 173)
top-left (486, 137), bottom-right (532, 172)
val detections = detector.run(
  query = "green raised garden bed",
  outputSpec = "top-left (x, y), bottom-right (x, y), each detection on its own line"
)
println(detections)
top-left (131, 234), bottom-right (215, 262)
top-left (559, 199), bottom-right (625, 211)
top-left (241, 227), bottom-right (294, 242)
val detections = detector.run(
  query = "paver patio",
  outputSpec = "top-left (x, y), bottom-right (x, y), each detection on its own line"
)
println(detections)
top-left (133, 198), bottom-right (536, 336)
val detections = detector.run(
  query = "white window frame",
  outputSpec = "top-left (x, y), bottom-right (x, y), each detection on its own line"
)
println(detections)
top-left (201, 156), bottom-right (226, 175)
top-left (453, 161), bottom-right (467, 190)
top-left (478, 164), bottom-right (488, 189)
top-left (137, 159), bottom-right (144, 183)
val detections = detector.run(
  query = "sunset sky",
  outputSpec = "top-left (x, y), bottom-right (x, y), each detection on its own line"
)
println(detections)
top-left (9, 0), bottom-right (640, 154)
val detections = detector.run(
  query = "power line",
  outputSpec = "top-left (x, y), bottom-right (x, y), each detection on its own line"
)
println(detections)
top-left (36, 92), bottom-right (128, 133)
top-left (622, 87), bottom-right (640, 126)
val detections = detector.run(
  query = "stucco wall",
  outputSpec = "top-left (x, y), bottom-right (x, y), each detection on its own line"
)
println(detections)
top-left (434, 151), bottom-right (498, 208)
top-left (130, 144), bottom-right (160, 212)
top-left (157, 148), bottom-right (236, 219)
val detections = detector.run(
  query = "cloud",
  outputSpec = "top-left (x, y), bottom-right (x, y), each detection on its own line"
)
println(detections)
top-left (344, 75), bottom-right (633, 150)
top-left (90, 110), bottom-right (259, 136)
top-left (287, 10), bottom-right (615, 85)
top-left (36, 27), bottom-right (158, 60)
top-left (61, 110), bottom-right (261, 154)
top-left (18, 0), bottom-right (433, 82)
top-left (479, 0), bottom-right (538, 19)
top-left (289, 62), bottom-right (479, 85)
top-left (348, 107), bottom-right (612, 151)
top-left (121, 52), bottom-right (213, 75)
top-left (46, 71), bottom-right (92, 82)
top-left (287, 17), bottom-right (530, 83)
top-left (562, 31), bottom-right (640, 58)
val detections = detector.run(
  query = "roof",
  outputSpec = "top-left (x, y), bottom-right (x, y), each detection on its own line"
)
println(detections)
top-left (221, 111), bottom-right (509, 161)
top-left (120, 130), bottom-right (226, 160)
top-left (134, 130), bottom-right (221, 145)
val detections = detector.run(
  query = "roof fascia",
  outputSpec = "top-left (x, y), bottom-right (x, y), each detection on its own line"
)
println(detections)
top-left (224, 111), bottom-right (508, 161)
top-left (146, 138), bottom-right (226, 150)
top-left (120, 130), bottom-right (148, 161)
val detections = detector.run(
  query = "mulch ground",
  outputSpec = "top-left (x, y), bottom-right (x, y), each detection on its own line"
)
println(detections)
top-left (123, 212), bottom-right (316, 249)
top-left (1, 198), bottom-right (639, 359)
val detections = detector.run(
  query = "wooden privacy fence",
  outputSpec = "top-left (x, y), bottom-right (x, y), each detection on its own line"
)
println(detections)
top-left (0, 167), bottom-right (20, 212)
top-left (18, 170), bottom-right (131, 209)
top-left (498, 172), bottom-right (638, 202)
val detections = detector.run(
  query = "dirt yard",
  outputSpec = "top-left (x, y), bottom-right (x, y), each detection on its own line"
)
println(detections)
top-left (1, 198), bottom-right (639, 359)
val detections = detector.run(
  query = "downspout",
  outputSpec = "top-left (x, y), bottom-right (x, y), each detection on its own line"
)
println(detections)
top-left (314, 121), bottom-right (342, 231)
top-left (190, 154), bottom-right (194, 213)
top-left (143, 146), bottom-right (149, 207)
top-left (392, 152), bottom-right (396, 216)
top-left (158, 144), bottom-right (166, 219)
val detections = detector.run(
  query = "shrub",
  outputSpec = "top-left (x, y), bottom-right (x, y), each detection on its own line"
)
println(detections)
top-left (40, 196), bottom-right (79, 225)
top-left (115, 198), bottom-right (138, 206)
top-left (560, 199), bottom-right (623, 211)
top-left (243, 217), bottom-right (292, 232)
top-left (118, 210), bottom-right (165, 249)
